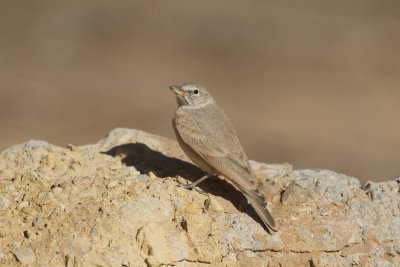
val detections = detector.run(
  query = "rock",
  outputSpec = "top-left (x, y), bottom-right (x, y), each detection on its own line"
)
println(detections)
top-left (125, 174), bottom-right (148, 183)
top-left (122, 258), bottom-right (130, 267)
top-left (0, 128), bottom-right (399, 266)
top-left (12, 248), bottom-right (36, 265)
top-left (281, 182), bottom-right (308, 205)
top-left (52, 186), bottom-right (63, 194)
top-left (33, 216), bottom-right (42, 227)
top-left (0, 195), bottom-right (10, 210)
top-left (204, 197), bottom-right (224, 214)
top-left (183, 202), bottom-right (202, 215)
top-left (12, 241), bottom-right (20, 249)
top-left (136, 222), bottom-right (173, 266)
top-left (107, 180), bottom-right (118, 189)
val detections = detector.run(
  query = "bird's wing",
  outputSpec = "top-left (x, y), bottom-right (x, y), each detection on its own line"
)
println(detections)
top-left (174, 104), bottom-right (256, 188)
top-left (203, 152), bottom-right (278, 231)
top-left (174, 104), bottom-right (278, 231)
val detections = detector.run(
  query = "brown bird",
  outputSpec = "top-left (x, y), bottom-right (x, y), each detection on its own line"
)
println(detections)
top-left (170, 83), bottom-right (277, 232)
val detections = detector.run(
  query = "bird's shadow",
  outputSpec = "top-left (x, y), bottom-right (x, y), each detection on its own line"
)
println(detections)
top-left (103, 143), bottom-right (269, 232)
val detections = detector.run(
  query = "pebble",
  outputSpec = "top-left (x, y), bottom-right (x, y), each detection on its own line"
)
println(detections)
top-left (321, 210), bottom-right (331, 216)
top-left (5, 185), bottom-right (15, 191)
top-left (52, 186), bottom-right (63, 194)
top-left (0, 195), bottom-right (10, 210)
top-left (148, 172), bottom-right (157, 179)
top-left (134, 174), bottom-right (149, 181)
top-left (125, 174), bottom-right (148, 185)
top-left (12, 248), bottom-right (36, 265)
top-left (18, 201), bottom-right (29, 209)
top-left (122, 258), bottom-right (130, 267)
top-left (12, 241), bottom-right (21, 249)
top-left (204, 197), bottom-right (224, 214)
top-left (14, 195), bottom-right (23, 202)
top-left (33, 216), bottom-right (42, 227)
top-left (172, 200), bottom-right (181, 209)
top-left (107, 181), bottom-right (118, 189)
top-left (281, 182), bottom-right (308, 205)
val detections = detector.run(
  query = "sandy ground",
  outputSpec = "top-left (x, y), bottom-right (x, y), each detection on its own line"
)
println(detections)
top-left (1, 0), bottom-right (400, 183)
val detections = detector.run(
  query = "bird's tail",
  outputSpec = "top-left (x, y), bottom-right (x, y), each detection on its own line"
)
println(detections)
top-left (244, 187), bottom-right (278, 232)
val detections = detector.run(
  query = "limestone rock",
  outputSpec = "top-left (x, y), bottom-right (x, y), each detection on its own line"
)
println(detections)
top-left (0, 195), bottom-right (10, 211)
top-left (281, 182), bottom-right (308, 205)
top-left (204, 197), bottom-right (224, 214)
top-left (136, 222), bottom-right (173, 266)
top-left (12, 248), bottom-right (35, 265)
top-left (0, 128), bottom-right (399, 266)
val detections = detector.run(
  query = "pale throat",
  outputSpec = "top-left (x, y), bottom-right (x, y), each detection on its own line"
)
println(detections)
top-left (179, 98), bottom-right (215, 110)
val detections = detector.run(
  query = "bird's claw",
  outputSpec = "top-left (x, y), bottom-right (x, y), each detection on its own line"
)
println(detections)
top-left (176, 182), bottom-right (205, 194)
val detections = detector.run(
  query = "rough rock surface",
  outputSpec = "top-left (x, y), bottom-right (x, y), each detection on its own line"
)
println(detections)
top-left (0, 128), bottom-right (399, 266)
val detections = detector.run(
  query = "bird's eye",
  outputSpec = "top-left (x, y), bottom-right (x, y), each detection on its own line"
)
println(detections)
top-left (193, 89), bottom-right (199, 95)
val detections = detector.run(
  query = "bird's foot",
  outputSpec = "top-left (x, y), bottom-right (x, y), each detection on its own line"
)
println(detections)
top-left (176, 182), bottom-right (205, 194)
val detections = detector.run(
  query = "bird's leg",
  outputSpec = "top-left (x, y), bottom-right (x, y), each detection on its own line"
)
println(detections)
top-left (177, 174), bottom-right (212, 193)
top-left (189, 174), bottom-right (212, 189)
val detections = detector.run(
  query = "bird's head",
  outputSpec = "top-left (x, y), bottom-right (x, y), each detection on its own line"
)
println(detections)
top-left (169, 83), bottom-right (215, 108)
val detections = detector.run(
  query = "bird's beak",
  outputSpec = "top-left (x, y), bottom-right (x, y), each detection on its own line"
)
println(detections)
top-left (169, 85), bottom-right (187, 96)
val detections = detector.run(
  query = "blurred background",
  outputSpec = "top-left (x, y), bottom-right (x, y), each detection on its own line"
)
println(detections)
top-left (1, 0), bottom-right (399, 183)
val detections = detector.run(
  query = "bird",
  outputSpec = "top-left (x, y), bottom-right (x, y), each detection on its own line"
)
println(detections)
top-left (169, 83), bottom-right (277, 232)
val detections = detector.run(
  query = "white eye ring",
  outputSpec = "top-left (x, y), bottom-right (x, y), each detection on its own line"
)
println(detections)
top-left (193, 89), bottom-right (199, 95)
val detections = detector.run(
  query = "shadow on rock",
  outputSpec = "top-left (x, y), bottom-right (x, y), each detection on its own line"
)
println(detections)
top-left (104, 143), bottom-right (270, 232)
top-left (103, 143), bottom-right (204, 179)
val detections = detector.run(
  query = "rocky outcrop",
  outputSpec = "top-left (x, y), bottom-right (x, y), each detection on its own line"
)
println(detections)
top-left (0, 128), bottom-right (399, 266)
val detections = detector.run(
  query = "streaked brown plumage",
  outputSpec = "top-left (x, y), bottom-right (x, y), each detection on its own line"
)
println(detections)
top-left (170, 83), bottom-right (277, 232)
